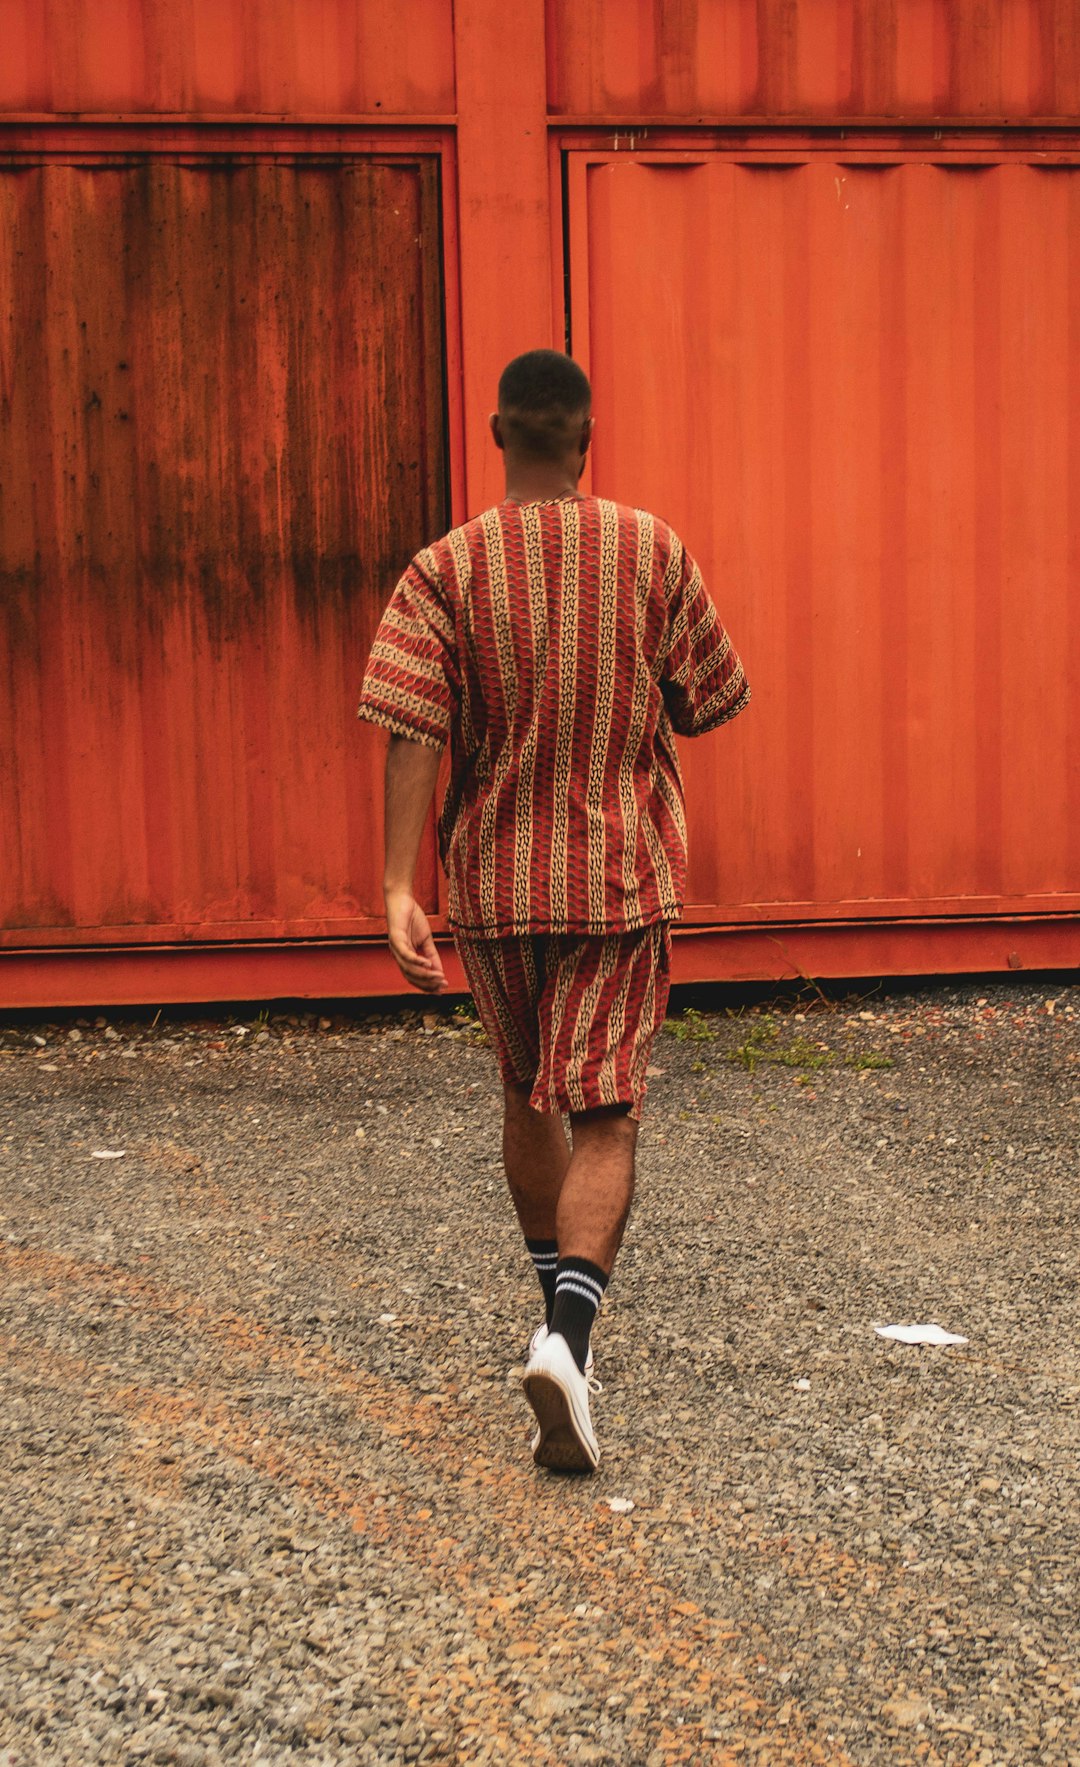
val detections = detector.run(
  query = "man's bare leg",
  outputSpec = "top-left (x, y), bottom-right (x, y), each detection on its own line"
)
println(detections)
top-left (507, 1099), bottom-right (636, 1372)
top-left (503, 1090), bottom-right (636, 1352)
top-left (558, 1107), bottom-right (637, 1273)
top-left (502, 1082), bottom-right (571, 1239)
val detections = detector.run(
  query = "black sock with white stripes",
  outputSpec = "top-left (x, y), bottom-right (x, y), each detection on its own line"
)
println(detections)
top-left (525, 1238), bottom-right (559, 1326)
top-left (550, 1257), bottom-right (609, 1372)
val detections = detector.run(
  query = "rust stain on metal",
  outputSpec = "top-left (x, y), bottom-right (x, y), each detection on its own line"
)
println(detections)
top-left (0, 156), bottom-right (447, 940)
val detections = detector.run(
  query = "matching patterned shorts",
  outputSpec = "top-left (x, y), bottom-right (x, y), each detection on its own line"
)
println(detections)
top-left (452, 923), bottom-right (672, 1121)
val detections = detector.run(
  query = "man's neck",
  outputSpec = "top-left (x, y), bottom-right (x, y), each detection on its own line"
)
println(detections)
top-left (502, 460), bottom-right (584, 504)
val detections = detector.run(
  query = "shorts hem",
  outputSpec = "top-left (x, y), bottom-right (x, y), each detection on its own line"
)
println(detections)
top-left (530, 1079), bottom-right (645, 1121)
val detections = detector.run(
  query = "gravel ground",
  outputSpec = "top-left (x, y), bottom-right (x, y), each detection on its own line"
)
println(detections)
top-left (1, 976), bottom-right (1078, 1767)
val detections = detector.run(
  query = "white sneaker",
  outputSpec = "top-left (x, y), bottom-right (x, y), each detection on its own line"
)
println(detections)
top-left (522, 1330), bottom-right (600, 1473)
top-left (527, 1321), bottom-right (595, 1378)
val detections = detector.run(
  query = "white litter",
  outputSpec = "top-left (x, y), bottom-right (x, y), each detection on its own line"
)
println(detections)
top-left (377, 1313), bottom-right (397, 1325)
top-left (793, 1378), bottom-right (812, 1391)
top-left (607, 1497), bottom-right (635, 1514)
top-left (875, 1323), bottom-right (968, 1347)
top-left (90, 1149), bottom-right (125, 1160)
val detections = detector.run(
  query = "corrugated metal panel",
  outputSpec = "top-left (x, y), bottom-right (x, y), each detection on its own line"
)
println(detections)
top-left (0, 0), bottom-right (455, 116)
top-left (548, 0), bottom-right (1080, 119)
top-left (569, 151), bottom-right (1080, 923)
top-left (0, 155), bottom-right (446, 944)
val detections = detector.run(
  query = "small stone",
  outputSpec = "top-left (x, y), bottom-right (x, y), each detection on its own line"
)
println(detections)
top-left (881, 1695), bottom-right (930, 1729)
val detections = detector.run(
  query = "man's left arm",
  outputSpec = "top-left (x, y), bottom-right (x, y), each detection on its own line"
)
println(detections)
top-left (660, 539), bottom-right (750, 737)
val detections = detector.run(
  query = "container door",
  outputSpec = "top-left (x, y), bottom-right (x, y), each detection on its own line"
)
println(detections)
top-left (0, 156), bottom-right (446, 947)
top-left (567, 150), bottom-right (1080, 927)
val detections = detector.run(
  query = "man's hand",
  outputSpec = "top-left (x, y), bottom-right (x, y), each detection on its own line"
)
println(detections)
top-left (385, 888), bottom-right (448, 994)
top-left (380, 734), bottom-right (447, 993)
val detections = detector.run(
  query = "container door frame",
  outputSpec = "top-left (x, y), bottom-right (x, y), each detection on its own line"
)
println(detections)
top-left (0, 123), bottom-right (464, 959)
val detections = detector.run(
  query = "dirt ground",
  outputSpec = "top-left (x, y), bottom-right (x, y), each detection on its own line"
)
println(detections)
top-left (1, 975), bottom-right (1078, 1766)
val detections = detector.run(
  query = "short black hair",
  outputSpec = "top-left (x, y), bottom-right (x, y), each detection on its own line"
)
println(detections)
top-left (497, 350), bottom-right (591, 460)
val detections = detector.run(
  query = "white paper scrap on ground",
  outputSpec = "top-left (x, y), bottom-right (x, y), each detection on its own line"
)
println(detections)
top-left (875, 1323), bottom-right (968, 1346)
top-left (607, 1498), bottom-right (634, 1514)
top-left (90, 1149), bottom-right (125, 1159)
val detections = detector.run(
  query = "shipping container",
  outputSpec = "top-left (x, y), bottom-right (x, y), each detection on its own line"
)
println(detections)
top-left (1, 0), bottom-right (1077, 1003)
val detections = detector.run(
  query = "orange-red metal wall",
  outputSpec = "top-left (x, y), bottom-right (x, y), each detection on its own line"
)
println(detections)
top-left (1, 0), bottom-right (1078, 1004)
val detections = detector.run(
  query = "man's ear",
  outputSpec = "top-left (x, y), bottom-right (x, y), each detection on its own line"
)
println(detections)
top-left (581, 415), bottom-right (594, 457)
top-left (489, 411), bottom-right (505, 451)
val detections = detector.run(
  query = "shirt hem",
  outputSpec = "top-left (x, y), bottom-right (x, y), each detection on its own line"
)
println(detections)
top-left (690, 679), bottom-right (752, 735)
top-left (356, 702), bottom-right (448, 752)
top-left (449, 905), bottom-right (682, 939)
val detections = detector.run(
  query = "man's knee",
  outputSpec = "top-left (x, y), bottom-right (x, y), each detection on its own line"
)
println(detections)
top-left (569, 1103), bottom-right (638, 1147)
top-left (503, 1080), bottom-right (538, 1118)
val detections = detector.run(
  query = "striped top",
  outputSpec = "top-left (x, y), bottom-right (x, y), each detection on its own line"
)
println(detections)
top-left (358, 494), bottom-right (749, 936)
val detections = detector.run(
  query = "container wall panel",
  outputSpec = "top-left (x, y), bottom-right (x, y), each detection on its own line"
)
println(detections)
top-left (569, 151), bottom-right (1080, 922)
top-left (0, 0), bottom-right (455, 115)
top-left (548, 0), bottom-right (1080, 119)
top-left (0, 155), bottom-right (446, 944)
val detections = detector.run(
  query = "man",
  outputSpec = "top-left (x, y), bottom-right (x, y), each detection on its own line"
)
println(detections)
top-left (358, 350), bottom-right (749, 1473)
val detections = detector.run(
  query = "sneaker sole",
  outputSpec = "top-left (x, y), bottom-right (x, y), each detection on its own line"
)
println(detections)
top-left (522, 1369), bottom-right (599, 1473)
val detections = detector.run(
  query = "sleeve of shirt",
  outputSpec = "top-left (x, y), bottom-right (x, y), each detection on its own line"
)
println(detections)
top-left (357, 553), bottom-right (459, 751)
top-left (658, 535), bottom-right (750, 737)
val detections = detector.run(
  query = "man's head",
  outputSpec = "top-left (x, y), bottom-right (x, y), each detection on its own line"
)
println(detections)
top-left (490, 349), bottom-right (593, 469)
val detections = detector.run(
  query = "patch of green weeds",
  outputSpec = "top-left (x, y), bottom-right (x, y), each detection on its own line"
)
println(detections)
top-left (665, 1007), bottom-right (717, 1043)
top-left (727, 1015), bottom-right (833, 1074)
top-left (726, 1013), bottom-right (893, 1078)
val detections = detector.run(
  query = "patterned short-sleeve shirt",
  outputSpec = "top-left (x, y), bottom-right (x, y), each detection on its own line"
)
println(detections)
top-left (358, 494), bottom-right (749, 937)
